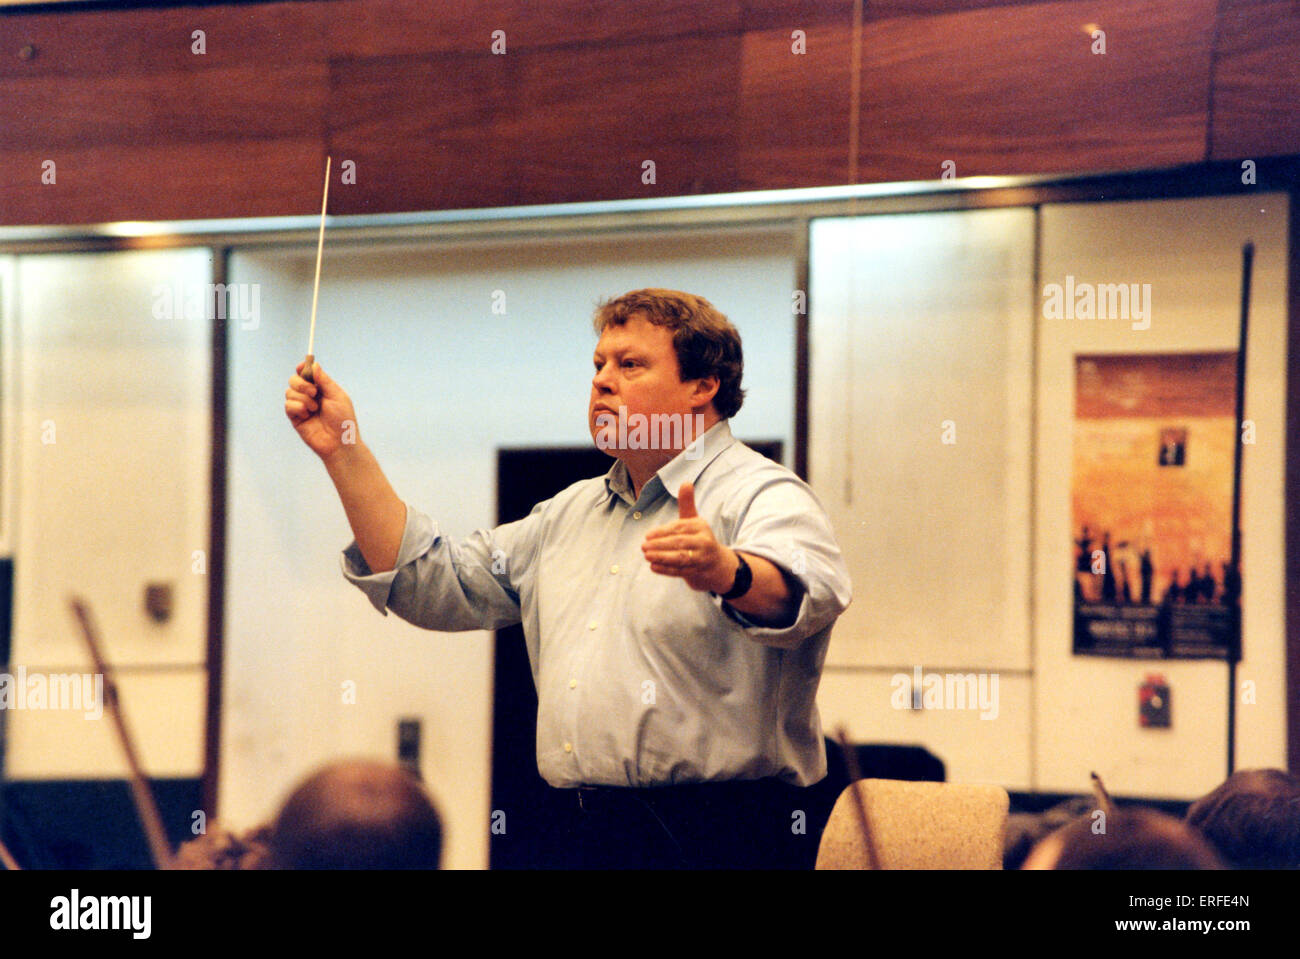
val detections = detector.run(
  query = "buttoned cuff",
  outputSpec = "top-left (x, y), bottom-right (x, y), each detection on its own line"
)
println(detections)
top-left (339, 503), bottom-right (433, 615)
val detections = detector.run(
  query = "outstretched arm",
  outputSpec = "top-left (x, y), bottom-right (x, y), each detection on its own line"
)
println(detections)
top-left (285, 361), bottom-right (405, 573)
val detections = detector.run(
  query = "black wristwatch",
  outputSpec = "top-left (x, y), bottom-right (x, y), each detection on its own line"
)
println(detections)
top-left (715, 551), bottom-right (753, 601)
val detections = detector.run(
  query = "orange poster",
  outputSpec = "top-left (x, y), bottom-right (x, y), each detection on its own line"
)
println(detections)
top-left (1072, 353), bottom-right (1240, 658)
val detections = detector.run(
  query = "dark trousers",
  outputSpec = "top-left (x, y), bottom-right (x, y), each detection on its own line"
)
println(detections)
top-left (548, 779), bottom-right (819, 869)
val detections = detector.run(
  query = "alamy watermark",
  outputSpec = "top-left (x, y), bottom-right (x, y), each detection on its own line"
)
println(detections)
top-left (1042, 275), bottom-right (1151, 330)
top-left (0, 667), bottom-right (104, 720)
top-left (595, 409), bottom-right (707, 460)
top-left (890, 666), bottom-right (999, 720)
top-left (152, 281), bottom-right (261, 329)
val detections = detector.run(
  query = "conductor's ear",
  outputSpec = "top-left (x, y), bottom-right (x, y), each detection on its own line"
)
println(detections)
top-left (692, 375), bottom-right (719, 409)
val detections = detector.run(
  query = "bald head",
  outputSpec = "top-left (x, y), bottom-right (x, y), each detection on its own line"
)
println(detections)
top-left (1023, 807), bottom-right (1222, 870)
top-left (269, 760), bottom-right (443, 870)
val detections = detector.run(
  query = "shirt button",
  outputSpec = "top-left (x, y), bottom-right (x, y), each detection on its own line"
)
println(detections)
top-left (564, 742), bottom-right (573, 753)
top-left (588, 621), bottom-right (598, 630)
top-left (610, 564), bottom-right (619, 574)
top-left (569, 679), bottom-right (577, 689)
top-left (633, 511), bottom-right (642, 520)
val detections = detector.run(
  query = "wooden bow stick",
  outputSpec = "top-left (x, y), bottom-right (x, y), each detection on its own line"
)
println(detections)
top-left (1090, 770), bottom-right (1115, 818)
top-left (69, 597), bottom-right (173, 870)
top-left (0, 835), bottom-right (20, 870)
top-left (834, 725), bottom-right (881, 870)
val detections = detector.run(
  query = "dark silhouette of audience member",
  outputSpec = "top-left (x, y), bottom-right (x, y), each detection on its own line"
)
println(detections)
top-left (1159, 437), bottom-right (1184, 466)
top-left (1075, 526), bottom-right (1092, 573)
top-left (1139, 549), bottom-right (1154, 605)
top-left (1074, 525), bottom-right (1093, 603)
top-left (1118, 559), bottom-right (1132, 604)
top-left (1185, 769), bottom-right (1300, 869)
top-left (1003, 796), bottom-right (1095, 870)
top-left (1100, 532), bottom-right (1117, 603)
top-left (268, 759), bottom-right (443, 869)
top-left (1022, 807), bottom-right (1223, 869)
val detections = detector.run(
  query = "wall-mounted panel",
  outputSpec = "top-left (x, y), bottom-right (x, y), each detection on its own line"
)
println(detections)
top-left (11, 249), bottom-right (213, 671)
top-left (809, 208), bottom-right (1036, 673)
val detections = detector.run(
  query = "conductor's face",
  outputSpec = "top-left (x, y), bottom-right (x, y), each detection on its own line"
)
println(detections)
top-left (589, 313), bottom-right (710, 456)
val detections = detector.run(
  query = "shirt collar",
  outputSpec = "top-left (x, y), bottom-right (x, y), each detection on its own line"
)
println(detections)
top-left (601, 419), bottom-right (736, 506)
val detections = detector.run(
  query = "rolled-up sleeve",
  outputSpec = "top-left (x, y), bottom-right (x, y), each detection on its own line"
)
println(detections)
top-left (718, 474), bottom-right (852, 650)
top-left (340, 501), bottom-right (533, 632)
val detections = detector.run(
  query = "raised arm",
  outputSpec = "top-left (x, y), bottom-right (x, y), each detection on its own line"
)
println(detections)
top-left (285, 361), bottom-right (406, 572)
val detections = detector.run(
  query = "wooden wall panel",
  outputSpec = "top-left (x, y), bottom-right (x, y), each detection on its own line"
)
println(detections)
top-left (0, 0), bottom-right (1295, 226)
top-left (0, 138), bottom-right (323, 225)
top-left (0, 64), bottom-right (326, 149)
top-left (511, 34), bottom-right (740, 205)
top-left (327, 0), bottom-right (740, 58)
top-left (856, 0), bottom-right (1218, 182)
top-left (741, 1), bottom-right (853, 31)
top-left (1208, 0), bottom-right (1300, 161)
top-left (739, 25), bottom-right (852, 189)
top-left (0, 3), bottom-right (324, 78)
top-left (329, 33), bottom-right (741, 214)
top-left (327, 50), bottom-right (526, 214)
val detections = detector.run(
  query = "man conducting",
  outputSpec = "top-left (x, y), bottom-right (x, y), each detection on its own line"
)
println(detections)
top-left (285, 288), bottom-right (851, 869)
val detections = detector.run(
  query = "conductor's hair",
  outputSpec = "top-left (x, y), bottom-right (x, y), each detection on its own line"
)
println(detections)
top-left (268, 759), bottom-right (443, 870)
top-left (1186, 768), bottom-right (1300, 869)
top-left (593, 289), bottom-right (746, 419)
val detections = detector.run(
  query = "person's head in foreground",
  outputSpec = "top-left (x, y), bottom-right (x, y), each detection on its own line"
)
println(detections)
top-left (589, 289), bottom-right (744, 469)
top-left (1185, 768), bottom-right (1300, 869)
top-left (1022, 806), bottom-right (1223, 870)
top-left (268, 759), bottom-right (443, 869)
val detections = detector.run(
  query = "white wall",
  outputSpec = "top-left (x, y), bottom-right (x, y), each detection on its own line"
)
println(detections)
top-left (810, 208), bottom-right (1037, 789)
top-left (812, 194), bottom-right (1290, 800)
top-left (1033, 194), bottom-right (1289, 798)
top-left (221, 227), bottom-right (797, 868)
top-left (5, 248), bottom-right (213, 779)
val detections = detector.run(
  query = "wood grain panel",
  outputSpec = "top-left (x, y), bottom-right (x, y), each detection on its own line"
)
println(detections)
top-left (1208, 0), bottom-right (1300, 160)
top-left (513, 33), bottom-right (740, 205)
top-left (5, 0), bottom-right (1292, 225)
top-left (866, 0), bottom-right (1050, 17)
top-left (739, 25), bottom-right (852, 189)
top-left (326, 0), bottom-right (740, 58)
top-left (857, 0), bottom-right (1218, 182)
top-left (326, 50), bottom-right (526, 215)
top-left (741, 1), bottom-right (853, 31)
top-left (328, 33), bottom-right (740, 214)
top-left (0, 63), bottom-right (327, 150)
top-left (0, 2), bottom-right (323, 78)
top-left (0, 138), bottom-right (322, 225)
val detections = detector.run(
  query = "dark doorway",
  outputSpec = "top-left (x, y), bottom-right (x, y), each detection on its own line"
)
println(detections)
top-left (490, 439), bottom-right (783, 869)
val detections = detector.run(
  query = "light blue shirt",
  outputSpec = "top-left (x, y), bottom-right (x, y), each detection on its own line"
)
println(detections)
top-left (341, 420), bottom-right (852, 787)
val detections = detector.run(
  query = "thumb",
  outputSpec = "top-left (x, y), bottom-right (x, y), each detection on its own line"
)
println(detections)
top-left (311, 363), bottom-right (332, 388)
top-left (677, 482), bottom-right (697, 520)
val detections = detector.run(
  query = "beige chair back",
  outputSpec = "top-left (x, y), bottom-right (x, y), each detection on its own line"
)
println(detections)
top-left (816, 778), bottom-right (1009, 869)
